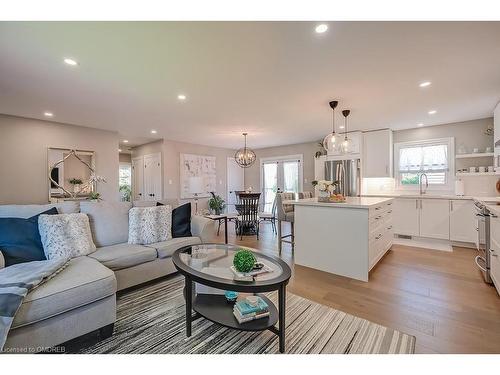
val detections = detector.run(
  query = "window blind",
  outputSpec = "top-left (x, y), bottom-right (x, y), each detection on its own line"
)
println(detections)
top-left (398, 144), bottom-right (448, 173)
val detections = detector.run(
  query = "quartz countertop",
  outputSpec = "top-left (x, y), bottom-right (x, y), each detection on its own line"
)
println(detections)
top-left (285, 197), bottom-right (394, 209)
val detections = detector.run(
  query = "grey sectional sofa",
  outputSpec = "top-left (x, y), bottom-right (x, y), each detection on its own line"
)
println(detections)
top-left (0, 200), bottom-right (212, 352)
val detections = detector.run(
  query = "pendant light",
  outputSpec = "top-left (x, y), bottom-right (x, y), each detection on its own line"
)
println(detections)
top-left (322, 100), bottom-right (339, 152)
top-left (341, 109), bottom-right (351, 154)
top-left (234, 132), bottom-right (256, 168)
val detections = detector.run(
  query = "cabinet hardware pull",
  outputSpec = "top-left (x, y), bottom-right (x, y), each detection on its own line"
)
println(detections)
top-left (388, 210), bottom-right (392, 213)
top-left (387, 226), bottom-right (393, 230)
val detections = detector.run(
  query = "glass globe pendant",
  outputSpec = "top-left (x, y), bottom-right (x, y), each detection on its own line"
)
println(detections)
top-left (234, 133), bottom-right (256, 168)
top-left (322, 100), bottom-right (339, 153)
top-left (340, 109), bottom-right (351, 154)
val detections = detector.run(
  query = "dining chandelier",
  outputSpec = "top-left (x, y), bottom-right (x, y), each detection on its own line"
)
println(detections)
top-left (234, 132), bottom-right (256, 168)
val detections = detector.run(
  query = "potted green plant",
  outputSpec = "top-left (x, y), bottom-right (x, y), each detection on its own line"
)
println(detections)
top-left (233, 249), bottom-right (256, 273)
top-left (208, 192), bottom-right (226, 215)
top-left (69, 178), bottom-right (83, 194)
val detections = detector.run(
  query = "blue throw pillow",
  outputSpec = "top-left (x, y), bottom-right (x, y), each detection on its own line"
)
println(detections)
top-left (157, 202), bottom-right (192, 238)
top-left (0, 207), bottom-right (59, 267)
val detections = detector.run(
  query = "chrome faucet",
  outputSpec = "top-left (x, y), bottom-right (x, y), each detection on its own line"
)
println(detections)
top-left (419, 173), bottom-right (429, 195)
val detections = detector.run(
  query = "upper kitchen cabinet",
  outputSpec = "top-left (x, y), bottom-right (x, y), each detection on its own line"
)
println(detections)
top-left (363, 129), bottom-right (393, 178)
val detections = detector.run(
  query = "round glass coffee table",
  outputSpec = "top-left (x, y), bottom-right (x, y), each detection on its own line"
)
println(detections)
top-left (172, 243), bottom-right (292, 353)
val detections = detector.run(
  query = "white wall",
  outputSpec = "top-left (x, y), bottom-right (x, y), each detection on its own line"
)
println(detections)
top-left (131, 139), bottom-right (235, 210)
top-left (0, 114), bottom-right (120, 204)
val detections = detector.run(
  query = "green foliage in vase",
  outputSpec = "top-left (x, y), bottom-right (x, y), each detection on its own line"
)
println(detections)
top-left (208, 192), bottom-right (226, 215)
top-left (89, 192), bottom-right (101, 201)
top-left (69, 178), bottom-right (83, 185)
top-left (233, 249), bottom-right (256, 273)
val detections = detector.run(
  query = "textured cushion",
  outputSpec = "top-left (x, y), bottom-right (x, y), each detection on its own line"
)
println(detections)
top-left (128, 206), bottom-right (172, 245)
top-left (38, 213), bottom-right (96, 260)
top-left (88, 243), bottom-right (157, 270)
top-left (0, 208), bottom-right (58, 267)
top-left (158, 202), bottom-right (192, 238)
top-left (146, 236), bottom-right (201, 259)
top-left (0, 201), bottom-right (80, 218)
top-left (80, 201), bottom-right (132, 247)
top-left (11, 256), bottom-right (116, 329)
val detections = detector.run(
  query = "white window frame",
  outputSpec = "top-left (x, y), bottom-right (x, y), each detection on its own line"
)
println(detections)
top-left (394, 137), bottom-right (455, 192)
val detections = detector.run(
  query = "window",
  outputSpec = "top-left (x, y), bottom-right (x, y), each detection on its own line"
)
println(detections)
top-left (394, 138), bottom-right (454, 191)
top-left (119, 163), bottom-right (132, 201)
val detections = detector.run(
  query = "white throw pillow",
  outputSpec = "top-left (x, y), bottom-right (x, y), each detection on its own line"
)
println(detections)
top-left (38, 213), bottom-right (97, 260)
top-left (0, 251), bottom-right (4, 269)
top-left (128, 205), bottom-right (172, 245)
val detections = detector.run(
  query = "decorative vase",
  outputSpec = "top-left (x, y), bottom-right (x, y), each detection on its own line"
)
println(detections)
top-left (318, 190), bottom-right (330, 202)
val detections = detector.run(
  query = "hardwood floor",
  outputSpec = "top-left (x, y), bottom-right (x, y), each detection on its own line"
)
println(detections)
top-left (205, 220), bottom-right (500, 353)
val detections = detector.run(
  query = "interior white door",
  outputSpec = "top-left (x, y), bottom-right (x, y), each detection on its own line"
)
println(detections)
top-left (132, 157), bottom-right (144, 201)
top-left (449, 200), bottom-right (476, 243)
top-left (143, 153), bottom-right (162, 201)
top-left (227, 157), bottom-right (244, 212)
top-left (419, 199), bottom-right (450, 239)
top-left (393, 198), bottom-right (419, 236)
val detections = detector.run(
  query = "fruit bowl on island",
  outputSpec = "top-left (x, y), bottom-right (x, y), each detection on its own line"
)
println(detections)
top-left (329, 194), bottom-right (346, 203)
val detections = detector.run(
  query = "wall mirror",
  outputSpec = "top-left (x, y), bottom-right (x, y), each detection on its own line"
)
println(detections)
top-left (48, 148), bottom-right (96, 201)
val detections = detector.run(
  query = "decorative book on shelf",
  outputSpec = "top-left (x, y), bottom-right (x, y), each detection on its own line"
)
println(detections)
top-left (232, 296), bottom-right (270, 324)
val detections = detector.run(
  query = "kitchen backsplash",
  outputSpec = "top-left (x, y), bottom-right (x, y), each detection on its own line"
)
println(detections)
top-left (362, 176), bottom-right (499, 197)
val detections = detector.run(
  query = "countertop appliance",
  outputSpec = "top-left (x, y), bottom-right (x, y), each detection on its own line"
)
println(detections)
top-left (325, 159), bottom-right (360, 197)
top-left (474, 200), bottom-right (493, 284)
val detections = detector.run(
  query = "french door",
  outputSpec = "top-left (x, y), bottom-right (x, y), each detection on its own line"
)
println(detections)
top-left (261, 155), bottom-right (303, 213)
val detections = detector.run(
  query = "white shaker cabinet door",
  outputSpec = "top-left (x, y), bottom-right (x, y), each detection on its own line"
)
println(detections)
top-left (393, 198), bottom-right (419, 236)
top-left (489, 214), bottom-right (500, 295)
top-left (363, 129), bottom-right (393, 178)
top-left (449, 200), bottom-right (477, 243)
top-left (419, 199), bottom-right (450, 240)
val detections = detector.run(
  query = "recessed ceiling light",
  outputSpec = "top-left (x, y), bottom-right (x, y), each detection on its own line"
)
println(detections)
top-left (63, 58), bottom-right (78, 66)
top-left (177, 94), bottom-right (187, 101)
top-left (118, 148), bottom-right (122, 152)
top-left (418, 123), bottom-right (424, 127)
top-left (428, 110), bottom-right (437, 115)
top-left (315, 24), bottom-right (328, 34)
top-left (151, 130), bottom-right (157, 134)
top-left (123, 140), bottom-right (129, 143)
top-left (339, 125), bottom-right (345, 129)
top-left (419, 81), bottom-right (431, 88)
top-left (44, 112), bottom-right (54, 117)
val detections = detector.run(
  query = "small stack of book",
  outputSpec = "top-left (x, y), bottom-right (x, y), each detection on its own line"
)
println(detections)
top-left (233, 296), bottom-right (269, 324)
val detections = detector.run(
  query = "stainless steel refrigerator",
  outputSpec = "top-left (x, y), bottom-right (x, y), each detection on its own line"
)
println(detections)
top-left (324, 159), bottom-right (361, 197)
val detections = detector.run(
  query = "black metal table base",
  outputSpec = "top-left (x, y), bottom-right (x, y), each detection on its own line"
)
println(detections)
top-left (183, 275), bottom-right (286, 353)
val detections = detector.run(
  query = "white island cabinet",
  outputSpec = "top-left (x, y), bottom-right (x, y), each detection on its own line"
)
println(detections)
top-left (289, 197), bottom-right (394, 282)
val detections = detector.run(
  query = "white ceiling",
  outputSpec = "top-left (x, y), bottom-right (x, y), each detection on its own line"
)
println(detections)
top-left (1, 21), bottom-right (500, 149)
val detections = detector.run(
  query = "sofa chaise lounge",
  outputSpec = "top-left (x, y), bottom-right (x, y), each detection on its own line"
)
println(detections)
top-left (0, 200), bottom-right (212, 352)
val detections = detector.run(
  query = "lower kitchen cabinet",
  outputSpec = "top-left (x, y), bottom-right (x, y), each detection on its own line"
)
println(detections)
top-left (393, 198), bottom-right (419, 236)
top-left (449, 200), bottom-right (477, 243)
top-left (489, 214), bottom-right (500, 294)
top-left (419, 199), bottom-right (450, 240)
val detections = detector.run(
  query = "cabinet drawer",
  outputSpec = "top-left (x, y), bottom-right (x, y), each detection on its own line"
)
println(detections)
top-left (490, 247), bottom-right (500, 295)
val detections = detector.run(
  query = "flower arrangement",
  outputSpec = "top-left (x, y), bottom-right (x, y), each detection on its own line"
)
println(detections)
top-left (312, 180), bottom-right (344, 202)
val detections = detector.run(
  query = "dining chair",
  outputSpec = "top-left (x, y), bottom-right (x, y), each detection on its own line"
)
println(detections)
top-left (299, 191), bottom-right (313, 199)
top-left (235, 193), bottom-right (261, 240)
top-left (259, 195), bottom-right (277, 234)
top-left (276, 192), bottom-right (296, 254)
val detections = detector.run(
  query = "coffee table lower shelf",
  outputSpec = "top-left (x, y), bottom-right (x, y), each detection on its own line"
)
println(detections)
top-left (193, 294), bottom-right (278, 331)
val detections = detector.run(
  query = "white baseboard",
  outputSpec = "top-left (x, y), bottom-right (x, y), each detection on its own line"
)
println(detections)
top-left (393, 236), bottom-right (453, 252)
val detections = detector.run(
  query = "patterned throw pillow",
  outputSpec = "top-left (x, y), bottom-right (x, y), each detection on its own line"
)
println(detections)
top-left (38, 213), bottom-right (97, 260)
top-left (128, 205), bottom-right (172, 245)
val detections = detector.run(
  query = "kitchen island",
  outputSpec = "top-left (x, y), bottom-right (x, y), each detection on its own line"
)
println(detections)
top-left (288, 197), bottom-right (394, 282)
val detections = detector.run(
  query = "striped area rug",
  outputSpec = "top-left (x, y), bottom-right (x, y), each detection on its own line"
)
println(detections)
top-left (80, 275), bottom-right (415, 354)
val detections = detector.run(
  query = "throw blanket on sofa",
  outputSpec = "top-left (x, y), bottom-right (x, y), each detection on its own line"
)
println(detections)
top-left (0, 258), bottom-right (69, 351)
